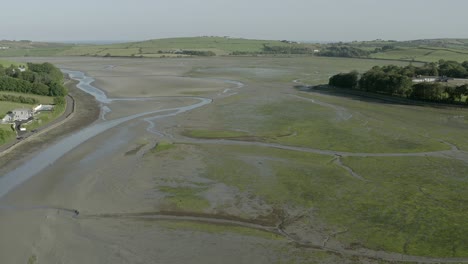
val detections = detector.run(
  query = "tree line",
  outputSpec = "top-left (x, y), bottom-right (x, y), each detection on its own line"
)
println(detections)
top-left (318, 46), bottom-right (371, 58)
top-left (175, 50), bottom-right (216, 56)
top-left (261, 44), bottom-right (314, 55)
top-left (0, 62), bottom-right (67, 97)
top-left (329, 63), bottom-right (468, 104)
top-left (230, 44), bottom-right (315, 55)
top-left (0, 94), bottom-right (39, 104)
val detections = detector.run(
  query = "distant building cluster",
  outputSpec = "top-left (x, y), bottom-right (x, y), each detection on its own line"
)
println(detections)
top-left (412, 76), bottom-right (451, 83)
top-left (280, 40), bottom-right (301, 44)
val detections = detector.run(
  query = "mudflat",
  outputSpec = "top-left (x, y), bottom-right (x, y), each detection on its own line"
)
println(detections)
top-left (0, 57), bottom-right (467, 264)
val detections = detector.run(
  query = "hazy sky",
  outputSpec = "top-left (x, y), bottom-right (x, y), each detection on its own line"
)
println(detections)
top-left (2, 0), bottom-right (468, 42)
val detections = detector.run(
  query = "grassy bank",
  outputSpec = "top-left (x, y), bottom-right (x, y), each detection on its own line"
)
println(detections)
top-left (370, 47), bottom-right (468, 62)
top-left (0, 124), bottom-right (15, 145)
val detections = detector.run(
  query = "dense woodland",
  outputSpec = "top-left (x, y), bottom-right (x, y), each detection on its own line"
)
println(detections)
top-left (231, 44), bottom-right (315, 55)
top-left (0, 62), bottom-right (67, 97)
top-left (318, 46), bottom-right (371, 58)
top-left (176, 50), bottom-right (216, 56)
top-left (317, 44), bottom-right (398, 58)
top-left (329, 61), bottom-right (468, 103)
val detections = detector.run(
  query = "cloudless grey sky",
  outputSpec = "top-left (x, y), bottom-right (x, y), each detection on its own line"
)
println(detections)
top-left (2, 0), bottom-right (468, 42)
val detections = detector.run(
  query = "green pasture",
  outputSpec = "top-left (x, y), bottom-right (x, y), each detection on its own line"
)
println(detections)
top-left (30, 37), bottom-right (318, 57)
top-left (370, 47), bottom-right (468, 62)
top-left (58, 46), bottom-right (107, 56)
top-left (56, 37), bottom-right (303, 57)
top-left (127, 37), bottom-right (299, 54)
top-left (0, 47), bottom-right (71, 57)
top-left (0, 101), bottom-right (32, 116)
top-left (0, 59), bottom-right (20, 67)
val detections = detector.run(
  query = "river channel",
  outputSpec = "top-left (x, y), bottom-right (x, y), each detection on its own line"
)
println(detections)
top-left (0, 69), bottom-right (212, 198)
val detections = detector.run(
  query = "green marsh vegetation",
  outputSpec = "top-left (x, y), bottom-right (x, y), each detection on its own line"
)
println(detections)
top-left (198, 144), bottom-right (468, 257)
top-left (172, 56), bottom-right (468, 257)
top-left (159, 186), bottom-right (210, 211)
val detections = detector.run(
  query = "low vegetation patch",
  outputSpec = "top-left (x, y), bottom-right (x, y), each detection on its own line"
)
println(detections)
top-left (151, 141), bottom-right (176, 153)
top-left (159, 186), bottom-right (210, 211)
top-left (199, 144), bottom-right (468, 257)
top-left (256, 98), bottom-right (448, 153)
top-left (183, 129), bottom-right (251, 139)
top-left (339, 156), bottom-right (468, 257)
top-left (160, 220), bottom-right (283, 240)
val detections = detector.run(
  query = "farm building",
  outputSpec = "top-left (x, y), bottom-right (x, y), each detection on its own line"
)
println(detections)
top-left (33, 104), bottom-right (54, 112)
top-left (1, 109), bottom-right (34, 123)
top-left (1, 104), bottom-right (54, 124)
top-left (412, 76), bottom-right (450, 83)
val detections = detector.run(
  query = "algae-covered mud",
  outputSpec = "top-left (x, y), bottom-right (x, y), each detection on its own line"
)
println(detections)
top-left (0, 57), bottom-right (467, 264)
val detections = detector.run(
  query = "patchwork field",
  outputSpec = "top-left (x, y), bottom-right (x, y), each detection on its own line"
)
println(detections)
top-left (1, 56), bottom-right (467, 263)
top-left (370, 47), bottom-right (468, 62)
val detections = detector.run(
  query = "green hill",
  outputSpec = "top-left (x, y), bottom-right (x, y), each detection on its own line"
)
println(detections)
top-left (342, 39), bottom-right (468, 62)
top-left (58, 37), bottom-right (317, 57)
top-left (2, 37), bottom-right (468, 62)
top-left (0, 37), bottom-right (318, 58)
top-left (0, 40), bottom-right (73, 57)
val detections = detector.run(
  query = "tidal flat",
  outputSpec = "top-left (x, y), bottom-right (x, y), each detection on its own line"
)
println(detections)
top-left (0, 56), bottom-right (467, 263)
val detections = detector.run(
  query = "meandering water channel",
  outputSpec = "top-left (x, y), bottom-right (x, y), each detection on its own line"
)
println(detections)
top-left (0, 69), bottom-right (212, 198)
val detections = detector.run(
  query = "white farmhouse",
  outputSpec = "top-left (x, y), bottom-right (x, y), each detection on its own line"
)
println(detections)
top-left (412, 77), bottom-right (438, 83)
top-left (1, 109), bottom-right (33, 123)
